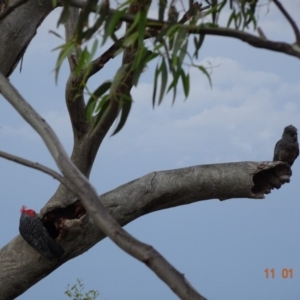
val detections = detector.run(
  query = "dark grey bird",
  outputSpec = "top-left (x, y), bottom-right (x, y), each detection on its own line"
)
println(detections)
top-left (273, 125), bottom-right (299, 166)
top-left (19, 206), bottom-right (64, 261)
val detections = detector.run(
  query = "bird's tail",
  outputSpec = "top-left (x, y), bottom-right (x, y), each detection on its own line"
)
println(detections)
top-left (48, 238), bottom-right (65, 258)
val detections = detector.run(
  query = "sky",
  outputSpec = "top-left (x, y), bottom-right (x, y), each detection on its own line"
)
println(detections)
top-left (1, 1), bottom-right (300, 299)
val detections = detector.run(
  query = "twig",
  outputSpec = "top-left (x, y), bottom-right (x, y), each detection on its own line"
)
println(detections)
top-left (189, 26), bottom-right (300, 59)
top-left (273, 0), bottom-right (300, 44)
top-left (89, 37), bottom-right (125, 77)
top-left (0, 149), bottom-right (74, 190)
top-left (0, 71), bottom-right (207, 300)
top-left (0, 0), bottom-right (27, 20)
top-left (179, 3), bottom-right (210, 24)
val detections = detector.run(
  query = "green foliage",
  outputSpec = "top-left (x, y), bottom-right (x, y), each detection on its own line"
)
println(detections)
top-left (65, 279), bottom-right (99, 300)
top-left (85, 81), bottom-right (112, 122)
top-left (227, 0), bottom-right (258, 29)
top-left (111, 93), bottom-right (133, 136)
top-left (109, 65), bottom-right (133, 136)
top-left (75, 40), bottom-right (99, 76)
top-left (53, 40), bottom-right (77, 83)
top-left (54, 0), bottom-right (258, 134)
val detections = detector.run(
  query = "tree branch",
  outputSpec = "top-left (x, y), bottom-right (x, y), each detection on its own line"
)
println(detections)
top-left (190, 26), bottom-right (300, 59)
top-left (87, 1), bottom-right (210, 78)
top-left (0, 71), bottom-right (206, 299)
top-left (0, 149), bottom-right (74, 190)
top-left (64, 8), bottom-right (88, 143)
top-left (0, 1), bottom-right (296, 299)
top-left (0, 0), bottom-right (27, 20)
top-left (67, 0), bottom-right (300, 60)
top-left (80, 1), bottom-right (154, 172)
top-left (0, 158), bottom-right (292, 298)
top-left (273, 0), bottom-right (300, 44)
top-left (179, 3), bottom-right (210, 24)
top-left (76, 0), bottom-right (211, 153)
top-left (89, 37), bottom-right (125, 77)
top-left (65, 74), bottom-right (88, 143)
top-left (0, 0), bottom-right (54, 77)
top-left (65, 7), bottom-right (80, 72)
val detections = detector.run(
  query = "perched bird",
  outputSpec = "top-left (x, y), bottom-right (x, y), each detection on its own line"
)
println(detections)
top-left (273, 125), bottom-right (299, 166)
top-left (19, 206), bottom-right (64, 261)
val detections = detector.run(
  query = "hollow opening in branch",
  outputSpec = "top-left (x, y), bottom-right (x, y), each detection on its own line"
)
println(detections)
top-left (42, 200), bottom-right (86, 239)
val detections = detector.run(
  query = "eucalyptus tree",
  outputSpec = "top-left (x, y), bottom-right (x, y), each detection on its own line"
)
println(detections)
top-left (0, 1), bottom-right (299, 299)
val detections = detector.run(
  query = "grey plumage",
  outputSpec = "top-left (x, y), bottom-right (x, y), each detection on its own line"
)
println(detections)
top-left (19, 207), bottom-right (64, 261)
top-left (273, 125), bottom-right (299, 166)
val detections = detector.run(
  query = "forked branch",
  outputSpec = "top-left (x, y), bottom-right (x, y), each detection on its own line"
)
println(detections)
top-left (0, 71), bottom-right (206, 300)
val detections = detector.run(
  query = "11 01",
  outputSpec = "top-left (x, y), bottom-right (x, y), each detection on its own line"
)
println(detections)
top-left (264, 268), bottom-right (293, 279)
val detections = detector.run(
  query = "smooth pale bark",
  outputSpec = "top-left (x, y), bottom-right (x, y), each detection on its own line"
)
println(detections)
top-left (0, 161), bottom-right (291, 299)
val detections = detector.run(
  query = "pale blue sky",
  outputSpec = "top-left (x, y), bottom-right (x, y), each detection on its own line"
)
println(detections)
top-left (1, 1), bottom-right (300, 299)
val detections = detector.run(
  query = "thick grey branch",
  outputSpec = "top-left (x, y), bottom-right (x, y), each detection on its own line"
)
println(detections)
top-left (0, 0), bottom-right (53, 77)
top-left (101, 162), bottom-right (290, 224)
top-left (0, 72), bottom-right (206, 300)
top-left (0, 159), bottom-right (291, 299)
top-left (0, 0), bottom-right (27, 20)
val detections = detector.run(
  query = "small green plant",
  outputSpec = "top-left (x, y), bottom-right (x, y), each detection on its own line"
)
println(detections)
top-left (65, 279), bottom-right (99, 300)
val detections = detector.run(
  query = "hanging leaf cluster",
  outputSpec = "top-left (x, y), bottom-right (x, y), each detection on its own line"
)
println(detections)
top-left (53, 0), bottom-right (259, 134)
top-left (227, 0), bottom-right (258, 29)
